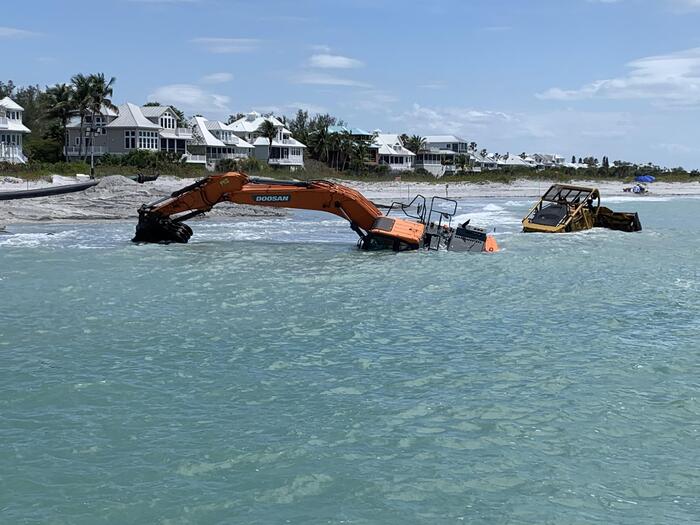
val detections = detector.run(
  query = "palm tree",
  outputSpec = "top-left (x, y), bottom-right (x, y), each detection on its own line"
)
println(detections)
top-left (70, 73), bottom-right (92, 158)
top-left (309, 125), bottom-right (331, 163)
top-left (469, 141), bottom-right (477, 152)
top-left (339, 130), bottom-right (354, 171)
top-left (257, 119), bottom-right (278, 163)
top-left (46, 83), bottom-right (76, 160)
top-left (85, 73), bottom-right (117, 170)
top-left (405, 135), bottom-right (426, 155)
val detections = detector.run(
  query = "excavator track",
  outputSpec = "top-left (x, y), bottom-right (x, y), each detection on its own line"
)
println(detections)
top-left (133, 210), bottom-right (193, 244)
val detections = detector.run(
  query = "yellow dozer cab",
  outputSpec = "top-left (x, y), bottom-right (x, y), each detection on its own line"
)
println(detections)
top-left (523, 184), bottom-right (642, 233)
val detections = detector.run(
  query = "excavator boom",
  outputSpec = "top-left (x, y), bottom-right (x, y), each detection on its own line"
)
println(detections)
top-left (133, 172), bottom-right (498, 253)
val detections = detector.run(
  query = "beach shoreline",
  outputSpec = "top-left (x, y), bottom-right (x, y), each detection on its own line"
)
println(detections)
top-left (1, 174), bottom-right (698, 225)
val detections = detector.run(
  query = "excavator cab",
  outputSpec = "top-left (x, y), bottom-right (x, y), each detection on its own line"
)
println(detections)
top-left (376, 195), bottom-right (498, 253)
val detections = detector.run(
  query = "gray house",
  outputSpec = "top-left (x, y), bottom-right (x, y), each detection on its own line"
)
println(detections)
top-left (65, 103), bottom-right (192, 160)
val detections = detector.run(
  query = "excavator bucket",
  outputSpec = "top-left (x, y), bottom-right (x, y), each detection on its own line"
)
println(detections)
top-left (132, 210), bottom-right (193, 243)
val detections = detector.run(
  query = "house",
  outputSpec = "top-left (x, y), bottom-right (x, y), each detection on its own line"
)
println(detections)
top-left (416, 136), bottom-right (501, 176)
top-left (374, 133), bottom-right (415, 171)
top-left (327, 125), bottom-right (379, 167)
top-left (186, 117), bottom-right (254, 166)
top-left (229, 112), bottom-right (306, 170)
top-left (531, 153), bottom-right (566, 168)
top-left (65, 103), bottom-right (193, 160)
top-left (469, 150), bottom-right (498, 171)
top-left (0, 97), bottom-right (31, 164)
top-left (498, 154), bottom-right (535, 168)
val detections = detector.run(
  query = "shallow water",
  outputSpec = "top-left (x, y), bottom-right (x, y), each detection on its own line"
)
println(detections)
top-left (1, 197), bottom-right (699, 524)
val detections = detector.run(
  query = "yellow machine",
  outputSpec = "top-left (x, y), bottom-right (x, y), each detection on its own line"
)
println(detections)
top-left (523, 184), bottom-right (642, 233)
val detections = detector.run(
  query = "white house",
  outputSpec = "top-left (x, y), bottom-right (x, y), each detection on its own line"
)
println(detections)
top-left (0, 97), bottom-right (31, 164)
top-left (187, 117), bottom-right (254, 167)
top-left (374, 133), bottom-right (415, 171)
top-left (229, 112), bottom-right (306, 170)
top-left (498, 154), bottom-right (535, 168)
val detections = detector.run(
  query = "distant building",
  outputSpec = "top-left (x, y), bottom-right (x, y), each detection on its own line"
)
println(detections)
top-left (187, 117), bottom-right (254, 166)
top-left (374, 134), bottom-right (415, 171)
top-left (65, 103), bottom-right (193, 160)
top-left (229, 112), bottom-right (306, 170)
top-left (0, 97), bottom-right (31, 164)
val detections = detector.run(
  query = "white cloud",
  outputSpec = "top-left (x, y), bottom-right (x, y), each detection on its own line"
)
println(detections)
top-left (537, 47), bottom-right (700, 107)
top-left (191, 37), bottom-right (260, 54)
top-left (391, 103), bottom-right (513, 134)
top-left (148, 84), bottom-right (230, 115)
top-left (308, 54), bottom-right (364, 69)
top-left (0, 26), bottom-right (38, 38)
top-left (200, 72), bottom-right (233, 84)
top-left (285, 102), bottom-right (328, 114)
top-left (293, 72), bottom-right (371, 88)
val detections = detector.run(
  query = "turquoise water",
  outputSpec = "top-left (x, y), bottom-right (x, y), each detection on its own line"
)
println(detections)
top-left (1, 197), bottom-right (699, 524)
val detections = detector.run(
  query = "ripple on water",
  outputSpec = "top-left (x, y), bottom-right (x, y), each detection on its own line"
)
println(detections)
top-left (1, 198), bottom-right (699, 523)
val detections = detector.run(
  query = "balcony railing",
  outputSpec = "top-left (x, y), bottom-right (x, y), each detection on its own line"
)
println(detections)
top-left (205, 152), bottom-right (249, 161)
top-left (268, 156), bottom-right (304, 166)
top-left (161, 127), bottom-right (192, 138)
top-left (183, 154), bottom-right (207, 163)
top-left (65, 145), bottom-right (108, 156)
top-left (0, 144), bottom-right (28, 164)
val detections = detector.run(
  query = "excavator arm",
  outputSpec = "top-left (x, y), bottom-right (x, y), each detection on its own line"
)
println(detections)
top-left (133, 172), bottom-right (426, 248)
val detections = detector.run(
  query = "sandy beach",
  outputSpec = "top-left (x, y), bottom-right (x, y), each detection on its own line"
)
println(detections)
top-left (1, 174), bottom-right (698, 225)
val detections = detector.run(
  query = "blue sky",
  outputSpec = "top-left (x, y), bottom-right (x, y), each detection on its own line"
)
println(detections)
top-left (5, 0), bottom-right (700, 167)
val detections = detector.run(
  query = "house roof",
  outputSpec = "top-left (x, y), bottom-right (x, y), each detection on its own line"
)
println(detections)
top-left (328, 125), bottom-right (372, 136)
top-left (374, 134), bottom-right (415, 157)
top-left (140, 105), bottom-right (173, 118)
top-left (500, 154), bottom-right (533, 167)
top-left (0, 119), bottom-right (30, 133)
top-left (424, 135), bottom-right (468, 144)
top-left (0, 97), bottom-right (24, 111)
top-left (202, 120), bottom-right (254, 148)
top-left (108, 103), bottom-right (160, 129)
top-left (229, 111), bottom-right (286, 133)
top-left (204, 120), bottom-right (229, 131)
top-left (190, 116), bottom-right (225, 147)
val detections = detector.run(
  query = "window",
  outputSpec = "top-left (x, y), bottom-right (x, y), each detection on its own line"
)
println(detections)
top-left (138, 131), bottom-right (158, 150)
top-left (125, 130), bottom-right (136, 149)
top-left (75, 136), bottom-right (81, 145)
top-left (159, 115), bottom-right (176, 129)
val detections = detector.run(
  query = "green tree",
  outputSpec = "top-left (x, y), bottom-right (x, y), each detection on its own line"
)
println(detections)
top-left (0, 80), bottom-right (16, 98)
top-left (85, 73), bottom-right (117, 168)
top-left (405, 135), bottom-right (426, 155)
top-left (45, 83), bottom-right (76, 160)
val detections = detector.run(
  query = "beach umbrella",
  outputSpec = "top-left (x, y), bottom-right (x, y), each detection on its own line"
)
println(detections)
top-left (635, 175), bottom-right (656, 183)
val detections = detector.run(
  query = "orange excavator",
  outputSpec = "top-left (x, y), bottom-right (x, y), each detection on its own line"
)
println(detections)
top-left (132, 172), bottom-right (499, 253)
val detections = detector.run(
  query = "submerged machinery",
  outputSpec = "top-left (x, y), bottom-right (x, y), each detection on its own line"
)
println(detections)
top-left (133, 172), bottom-right (499, 253)
top-left (522, 184), bottom-right (642, 234)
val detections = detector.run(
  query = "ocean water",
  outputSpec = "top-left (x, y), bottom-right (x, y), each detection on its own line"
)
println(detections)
top-left (1, 196), bottom-right (699, 524)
